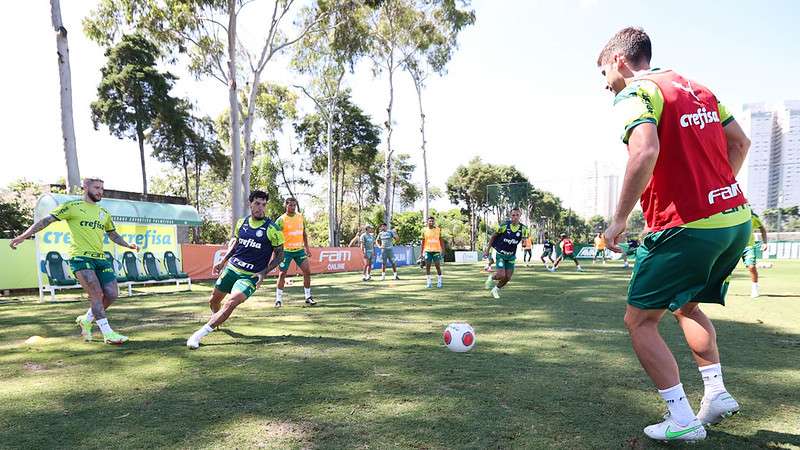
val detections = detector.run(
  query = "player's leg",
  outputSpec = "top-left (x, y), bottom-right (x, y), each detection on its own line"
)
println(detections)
top-left (425, 255), bottom-right (433, 288)
top-left (187, 275), bottom-right (255, 349)
top-left (275, 252), bottom-right (291, 307)
top-left (209, 288), bottom-right (226, 313)
top-left (573, 255), bottom-right (583, 271)
top-left (434, 258), bottom-right (442, 288)
top-left (299, 258), bottom-right (315, 305)
top-left (389, 249), bottom-right (399, 279)
top-left (74, 270), bottom-right (127, 344)
top-left (743, 246), bottom-right (759, 297)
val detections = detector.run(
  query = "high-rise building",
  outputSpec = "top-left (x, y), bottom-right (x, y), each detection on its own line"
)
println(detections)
top-left (579, 161), bottom-right (621, 219)
top-left (740, 101), bottom-right (800, 213)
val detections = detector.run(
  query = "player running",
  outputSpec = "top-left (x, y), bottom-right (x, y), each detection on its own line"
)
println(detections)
top-left (593, 232), bottom-right (607, 264)
top-left (550, 233), bottom-right (583, 272)
top-left (9, 178), bottom-right (138, 344)
top-left (421, 216), bottom-right (445, 288)
top-left (483, 207), bottom-right (529, 299)
top-left (540, 232), bottom-right (555, 269)
top-left (275, 197), bottom-right (316, 307)
top-left (522, 236), bottom-right (533, 267)
top-left (743, 212), bottom-right (768, 298)
top-left (623, 234), bottom-right (641, 269)
top-left (360, 225), bottom-right (376, 281)
top-left (187, 190), bottom-right (284, 349)
top-left (377, 223), bottom-right (400, 280)
top-left (598, 27), bottom-right (752, 441)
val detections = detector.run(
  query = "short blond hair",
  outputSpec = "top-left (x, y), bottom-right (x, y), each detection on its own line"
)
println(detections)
top-left (83, 177), bottom-right (104, 187)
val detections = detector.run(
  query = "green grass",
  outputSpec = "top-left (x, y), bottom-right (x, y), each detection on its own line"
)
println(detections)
top-left (1, 260), bottom-right (799, 449)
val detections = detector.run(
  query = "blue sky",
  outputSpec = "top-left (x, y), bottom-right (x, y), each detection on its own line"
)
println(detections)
top-left (2, 0), bottom-right (798, 212)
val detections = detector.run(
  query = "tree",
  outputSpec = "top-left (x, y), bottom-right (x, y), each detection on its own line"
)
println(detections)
top-left (150, 100), bottom-right (228, 215)
top-left (293, 0), bottom-right (373, 245)
top-left (50, 0), bottom-right (81, 193)
top-left (391, 210), bottom-right (423, 244)
top-left (295, 94), bottom-right (382, 243)
top-left (389, 152), bottom-right (421, 212)
top-left (588, 215), bottom-right (607, 234)
top-left (400, 0), bottom-right (474, 222)
top-left (367, 0), bottom-right (418, 225)
top-left (90, 34), bottom-right (177, 194)
top-left (85, 0), bottom-right (330, 224)
top-left (627, 209), bottom-right (646, 236)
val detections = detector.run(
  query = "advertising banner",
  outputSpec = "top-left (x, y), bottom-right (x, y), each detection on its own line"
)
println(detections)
top-left (38, 221), bottom-right (179, 260)
top-left (371, 246), bottom-right (416, 269)
top-left (0, 239), bottom-right (38, 290)
top-left (181, 244), bottom-right (365, 280)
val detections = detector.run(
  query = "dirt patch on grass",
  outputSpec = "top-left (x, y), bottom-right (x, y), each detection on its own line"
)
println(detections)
top-left (22, 362), bottom-right (46, 372)
top-left (259, 420), bottom-right (315, 449)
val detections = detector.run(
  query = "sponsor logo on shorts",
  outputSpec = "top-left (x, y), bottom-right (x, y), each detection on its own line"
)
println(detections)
top-left (707, 182), bottom-right (741, 205)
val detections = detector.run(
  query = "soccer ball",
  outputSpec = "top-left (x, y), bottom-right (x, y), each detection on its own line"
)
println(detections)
top-left (443, 323), bottom-right (475, 352)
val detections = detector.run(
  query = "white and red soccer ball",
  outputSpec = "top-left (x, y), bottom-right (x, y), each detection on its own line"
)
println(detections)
top-left (443, 323), bottom-right (475, 352)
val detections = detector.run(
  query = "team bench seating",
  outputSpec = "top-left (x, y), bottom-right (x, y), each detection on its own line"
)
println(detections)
top-left (38, 251), bottom-right (83, 301)
top-left (120, 251), bottom-right (191, 296)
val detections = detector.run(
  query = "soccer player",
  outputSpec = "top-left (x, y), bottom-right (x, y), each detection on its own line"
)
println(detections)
top-left (9, 178), bottom-right (138, 344)
top-left (275, 197), bottom-right (315, 307)
top-left (483, 207), bottom-right (529, 299)
top-left (550, 233), bottom-right (583, 272)
top-left (421, 216), bottom-right (445, 288)
top-left (623, 234), bottom-right (641, 269)
top-left (540, 232), bottom-right (556, 269)
top-left (522, 236), bottom-right (533, 267)
top-left (360, 224), bottom-right (376, 281)
top-left (187, 190), bottom-right (284, 349)
top-left (743, 212), bottom-right (768, 298)
top-left (593, 232), bottom-right (607, 264)
top-left (376, 223), bottom-right (400, 280)
top-left (598, 27), bottom-right (752, 441)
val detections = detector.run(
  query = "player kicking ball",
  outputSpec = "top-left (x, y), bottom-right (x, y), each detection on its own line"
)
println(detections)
top-left (483, 207), bottom-right (529, 299)
top-left (598, 27), bottom-right (751, 441)
top-left (421, 216), bottom-right (445, 288)
top-left (10, 178), bottom-right (138, 344)
top-left (187, 191), bottom-right (284, 349)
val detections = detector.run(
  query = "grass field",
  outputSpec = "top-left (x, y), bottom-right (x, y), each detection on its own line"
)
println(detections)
top-left (1, 260), bottom-right (798, 449)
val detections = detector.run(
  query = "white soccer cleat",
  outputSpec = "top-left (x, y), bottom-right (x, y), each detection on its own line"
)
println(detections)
top-left (274, 299), bottom-right (282, 308)
top-left (381, 274), bottom-right (386, 281)
top-left (751, 285), bottom-right (759, 298)
top-left (643, 414), bottom-right (706, 442)
top-left (437, 281), bottom-right (442, 289)
top-left (186, 333), bottom-right (201, 350)
top-left (491, 286), bottom-right (500, 299)
top-left (547, 267), bottom-right (556, 272)
top-left (697, 392), bottom-right (740, 425)
top-left (426, 280), bottom-right (432, 288)
top-left (393, 273), bottom-right (399, 280)
top-left (577, 267), bottom-right (584, 272)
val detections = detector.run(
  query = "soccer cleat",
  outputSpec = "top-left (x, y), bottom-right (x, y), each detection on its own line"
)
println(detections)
top-left (102, 332), bottom-right (128, 345)
top-left (381, 274), bottom-right (386, 281)
top-left (76, 314), bottom-right (93, 342)
top-left (485, 274), bottom-right (494, 289)
top-left (426, 280), bottom-right (432, 288)
top-left (491, 286), bottom-right (501, 299)
top-left (623, 262), bottom-right (630, 269)
top-left (305, 297), bottom-right (317, 306)
top-left (274, 299), bottom-right (282, 308)
top-left (437, 281), bottom-right (442, 289)
top-left (697, 392), bottom-right (740, 425)
top-left (751, 285), bottom-right (759, 298)
top-left (186, 332), bottom-right (201, 350)
top-left (643, 414), bottom-right (706, 442)
top-left (577, 267), bottom-right (584, 272)
top-left (548, 267), bottom-right (556, 272)
top-left (393, 273), bottom-right (400, 280)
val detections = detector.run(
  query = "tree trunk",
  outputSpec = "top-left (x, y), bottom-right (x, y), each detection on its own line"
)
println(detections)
top-left (242, 69), bottom-right (264, 216)
top-left (50, 0), bottom-right (81, 193)
top-left (326, 99), bottom-right (336, 246)
top-left (412, 76), bottom-right (429, 222)
top-left (136, 122), bottom-right (148, 195)
top-left (194, 162), bottom-right (201, 243)
top-left (227, 0), bottom-right (242, 232)
top-left (383, 59), bottom-right (395, 226)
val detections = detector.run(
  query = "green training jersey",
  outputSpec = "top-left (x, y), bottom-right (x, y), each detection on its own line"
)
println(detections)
top-left (49, 200), bottom-right (115, 259)
top-left (233, 217), bottom-right (285, 246)
top-left (613, 68), bottom-right (734, 145)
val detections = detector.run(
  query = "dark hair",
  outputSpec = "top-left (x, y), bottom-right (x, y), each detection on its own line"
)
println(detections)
top-left (427, 216), bottom-right (435, 220)
top-left (560, 233), bottom-right (567, 238)
top-left (284, 197), bottom-right (297, 204)
top-left (511, 207), bottom-right (521, 212)
top-left (249, 190), bottom-right (268, 203)
top-left (380, 222), bottom-right (387, 226)
top-left (597, 27), bottom-right (651, 67)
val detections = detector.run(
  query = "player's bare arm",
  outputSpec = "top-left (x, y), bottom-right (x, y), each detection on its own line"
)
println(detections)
top-left (213, 238), bottom-right (238, 275)
top-left (723, 120), bottom-right (750, 176)
top-left (9, 215), bottom-right (58, 249)
top-left (107, 230), bottom-right (139, 251)
top-left (303, 229), bottom-right (312, 257)
top-left (256, 245), bottom-right (284, 287)
top-left (605, 122), bottom-right (660, 252)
